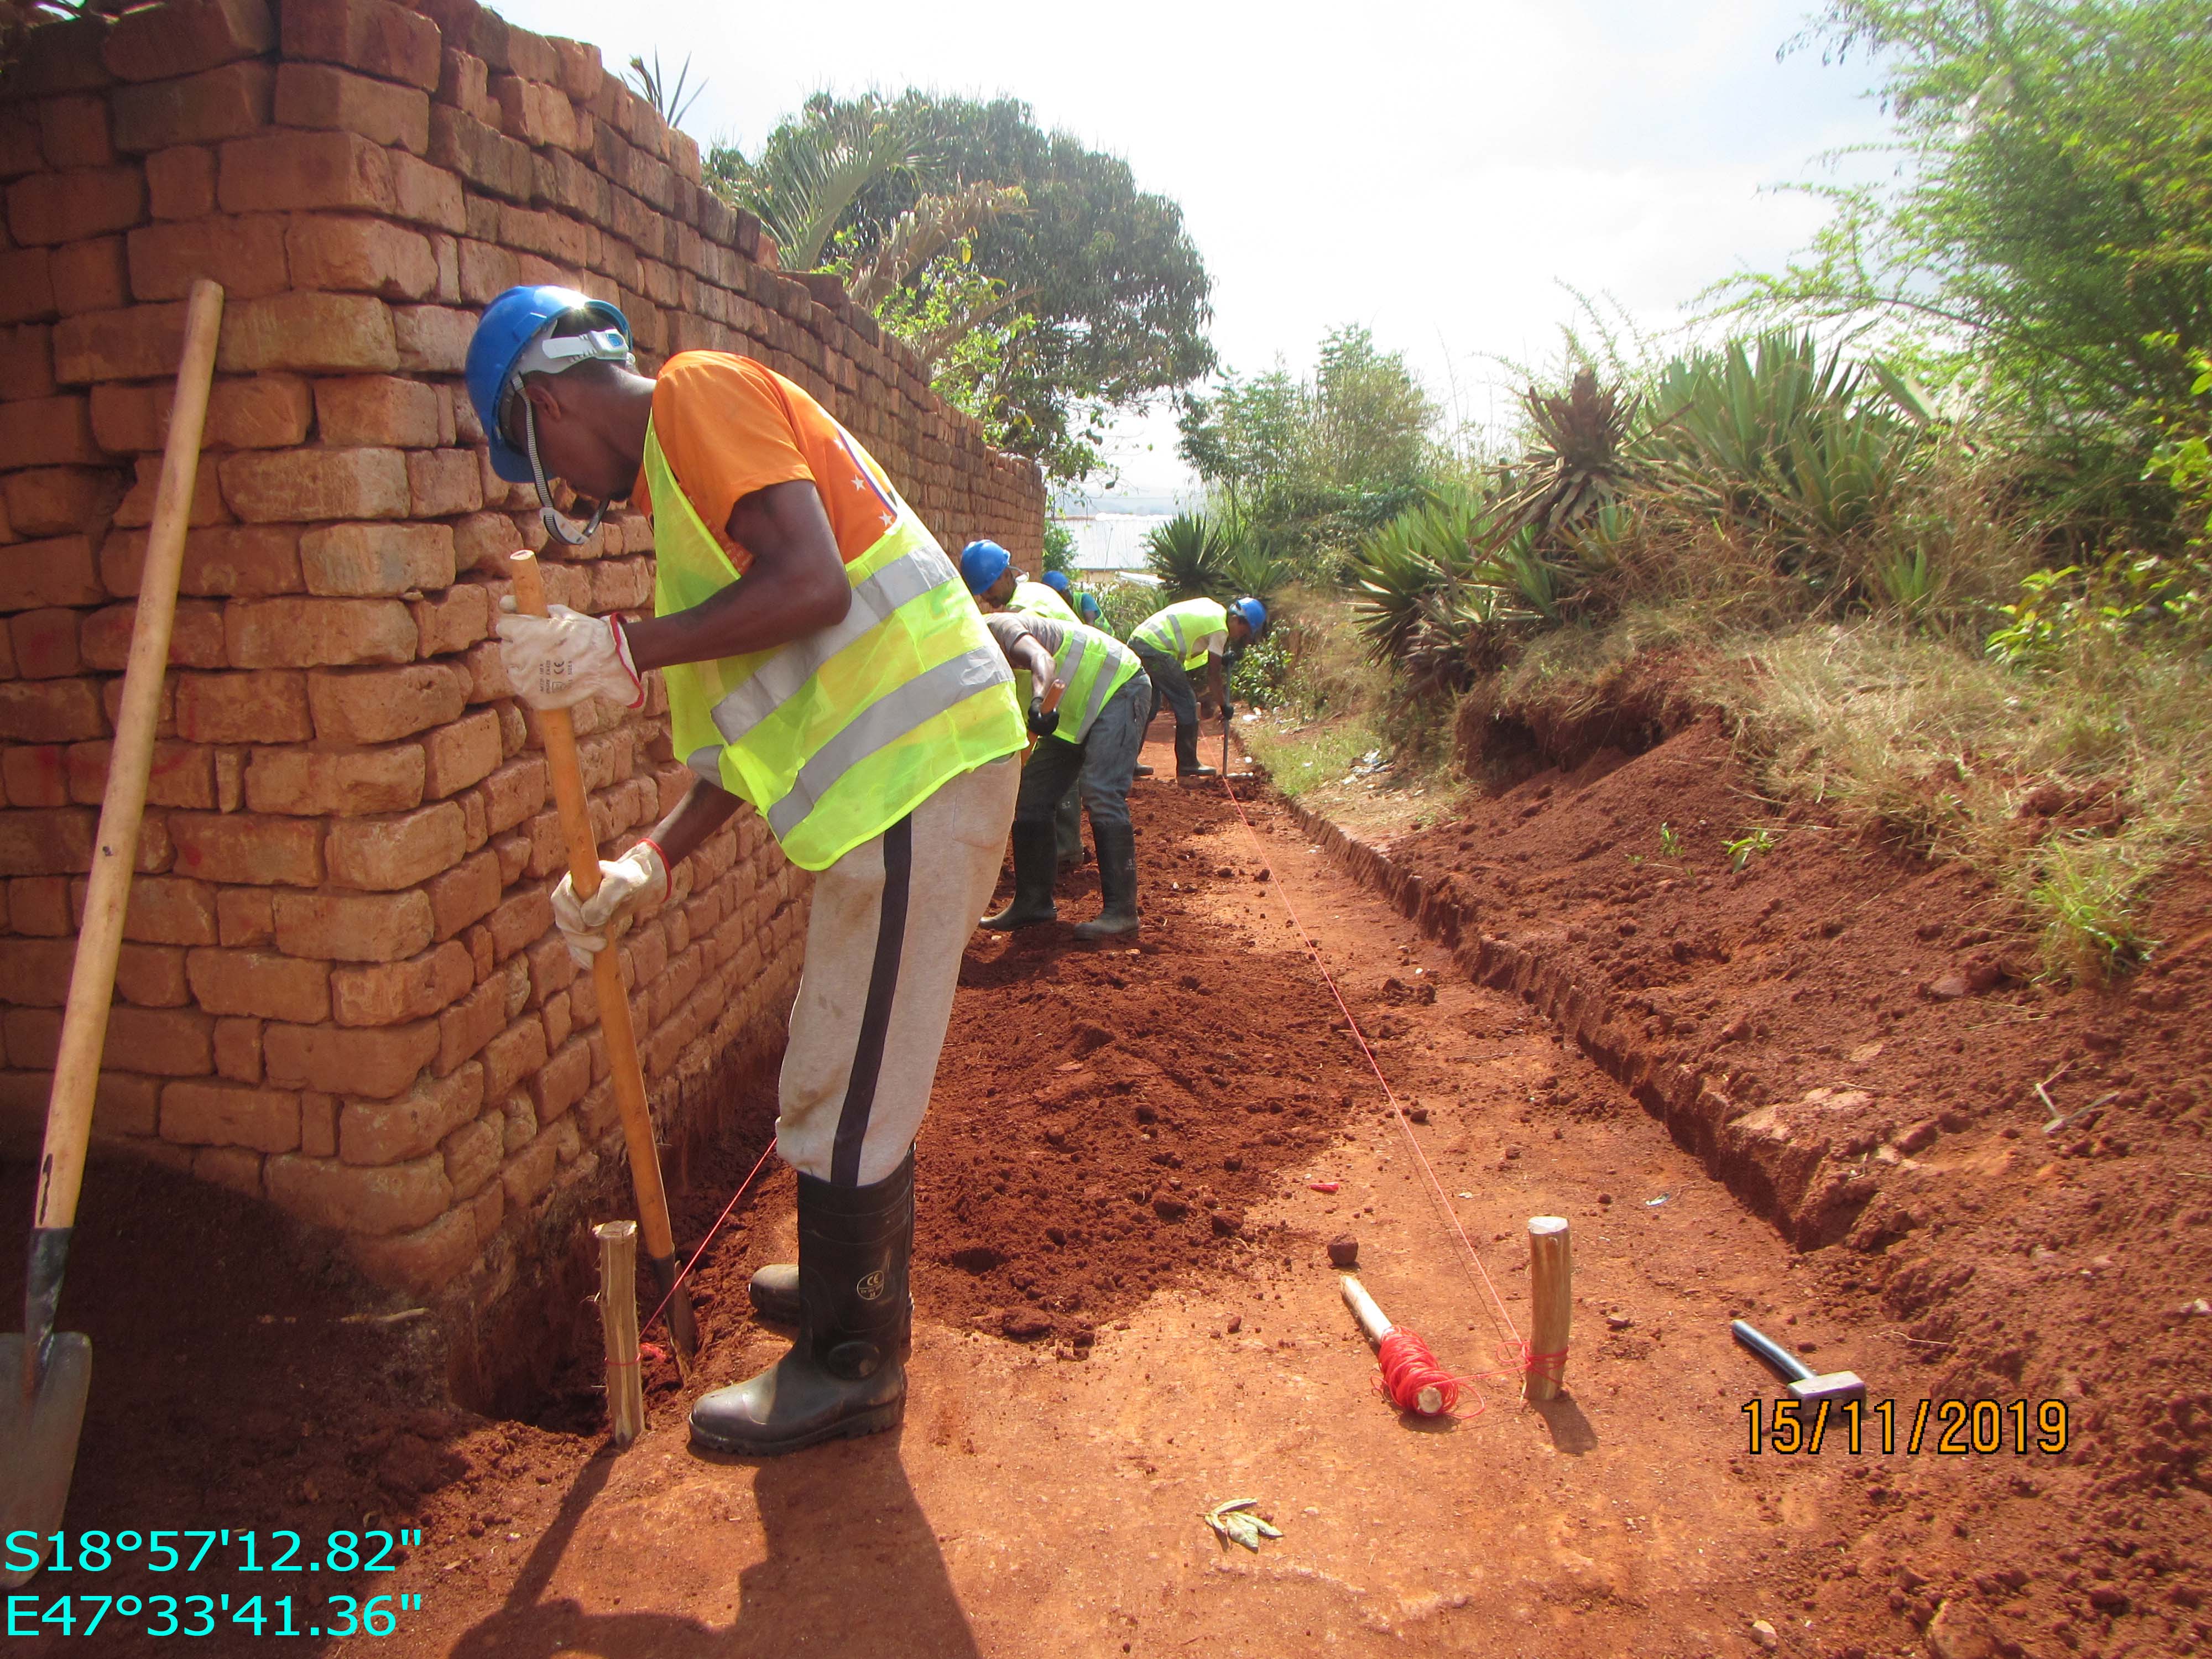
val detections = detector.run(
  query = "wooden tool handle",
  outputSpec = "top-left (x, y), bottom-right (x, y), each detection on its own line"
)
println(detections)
top-left (507, 552), bottom-right (678, 1272)
top-left (33, 279), bottom-right (225, 1234)
top-left (1339, 1275), bottom-right (1396, 1345)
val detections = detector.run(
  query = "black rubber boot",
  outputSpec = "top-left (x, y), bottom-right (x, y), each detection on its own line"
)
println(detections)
top-left (748, 1174), bottom-right (915, 1358)
top-left (979, 820), bottom-right (1058, 929)
top-left (690, 1151), bottom-right (913, 1457)
top-left (1133, 761), bottom-right (1156, 778)
top-left (1174, 723), bottom-right (1217, 778)
top-left (1073, 823), bottom-right (1140, 940)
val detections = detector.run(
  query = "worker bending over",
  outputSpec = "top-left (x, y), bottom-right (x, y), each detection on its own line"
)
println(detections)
top-left (975, 607), bottom-right (1150, 938)
top-left (1041, 566), bottom-right (1103, 624)
top-left (1127, 596), bottom-right (1266, 778)
top-left (961, 541), bottom-right (1086, 867)
top-left (471, 286), bottom-right (1023, 1457)
top-left (960, 539), bottom-right (1079, 625)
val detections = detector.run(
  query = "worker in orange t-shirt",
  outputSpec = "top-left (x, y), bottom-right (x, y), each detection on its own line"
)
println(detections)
top-left (467, 286), bottom-right (1026, 1457)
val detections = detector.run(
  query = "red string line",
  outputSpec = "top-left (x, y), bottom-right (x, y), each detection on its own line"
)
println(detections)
top-left (637, 1137), bottom-right (780, 1349)
top-left (1218, 765), bottom-right (1540, 1399)
top-left (1375, 1328), bottom-right (1460, 1416)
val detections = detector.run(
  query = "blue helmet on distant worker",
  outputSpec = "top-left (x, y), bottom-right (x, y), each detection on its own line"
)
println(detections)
top-left (959, 540), bottom-right (1012, 594)
top-left (1041, 569), bottom-right (1073, 596)
top-left (1232, 596), bottom-right (1267, 636)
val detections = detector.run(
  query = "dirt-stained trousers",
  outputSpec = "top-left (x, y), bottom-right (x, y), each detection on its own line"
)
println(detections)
top-left (774, 754), bottom-right (1019, 1186)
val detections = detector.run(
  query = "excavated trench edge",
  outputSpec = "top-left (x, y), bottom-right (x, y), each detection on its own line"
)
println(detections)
top-left (1273, 790), bottom-right (1879, 1254)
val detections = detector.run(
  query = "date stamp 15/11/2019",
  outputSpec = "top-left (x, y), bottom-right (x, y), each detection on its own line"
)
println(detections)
top-left (1741, 1396), bottom-right (2071, 1457)
top-left (2, 1530), bottom-right (431, 1642)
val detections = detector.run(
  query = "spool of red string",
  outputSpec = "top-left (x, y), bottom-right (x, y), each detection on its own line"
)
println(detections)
top-left (1375, 1328), bottom-right (1458, 1416)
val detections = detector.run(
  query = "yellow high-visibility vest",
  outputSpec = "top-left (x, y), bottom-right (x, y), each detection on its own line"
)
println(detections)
top-left (1131, 598), bottom-right (1228, 670)
top-left (644, 424), bottom-right (1023, 870)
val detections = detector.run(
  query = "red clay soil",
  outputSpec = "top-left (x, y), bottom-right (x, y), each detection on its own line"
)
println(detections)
top-left (1323, 712), bottom-right (2212, 1658)
top-left (6, 707), bottom-right (2208, 1658)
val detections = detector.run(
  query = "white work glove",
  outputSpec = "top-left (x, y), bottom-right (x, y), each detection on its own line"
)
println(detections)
top-left (551, 839), bottom-right (669, 969)
top-left (495, 600), bottom-right (643, 711)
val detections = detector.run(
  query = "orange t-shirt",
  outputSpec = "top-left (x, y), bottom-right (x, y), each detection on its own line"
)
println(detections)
top-left (630, 352), bottom-right (900, 576)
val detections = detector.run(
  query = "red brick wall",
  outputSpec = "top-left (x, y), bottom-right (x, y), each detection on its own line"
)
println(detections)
top-left (0, 0), bottom-right (1045, 1302)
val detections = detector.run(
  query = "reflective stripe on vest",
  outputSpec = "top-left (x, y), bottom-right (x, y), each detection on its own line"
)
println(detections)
top-left (644, 422), bottom-right (1022, 871)
top-left (1009, 581), bottom-right (1079, 627)
top-left (1047, 622), bottom-right (1141, 742)
top-left (1131, 598), bottom-right (1228, 667)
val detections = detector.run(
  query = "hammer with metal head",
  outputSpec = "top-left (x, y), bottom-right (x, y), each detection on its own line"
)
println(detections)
top-left (1730, 1319), bottom-right (1866, 1406)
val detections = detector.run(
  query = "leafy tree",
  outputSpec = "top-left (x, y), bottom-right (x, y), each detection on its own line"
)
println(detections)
top-left (710, 91), bottom-right (1214, 482)
top-left (1729, 0), bottom-right (2212, 531)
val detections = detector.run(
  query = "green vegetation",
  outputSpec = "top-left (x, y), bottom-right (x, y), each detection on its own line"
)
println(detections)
top-left (1232, 3), bottom-right (2212, 980)
top-left (709, 93), bottom-right (1213, 481)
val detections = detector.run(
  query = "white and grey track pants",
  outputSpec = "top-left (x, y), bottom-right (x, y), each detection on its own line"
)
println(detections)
top-left (774, 754), bottom-right (1018, 1186)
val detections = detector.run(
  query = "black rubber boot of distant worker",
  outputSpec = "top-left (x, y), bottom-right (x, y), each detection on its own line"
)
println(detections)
top-left (1133, 761), bottom-right (1156, 777)
top-left (1073, 823), bottom-right (1140, 941)
top-left (690, 1151), bottom-right (914, 1457)
top-left (1173, 723), bottom-right (1217, 778)
top-left (748, 1174), bottom-right (914, 1355)
top-left (979, 821), bottom-right (1058, 930)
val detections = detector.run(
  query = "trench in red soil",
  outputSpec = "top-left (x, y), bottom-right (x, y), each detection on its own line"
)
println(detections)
top-left (4, 712), bottom-right (2206, 1658)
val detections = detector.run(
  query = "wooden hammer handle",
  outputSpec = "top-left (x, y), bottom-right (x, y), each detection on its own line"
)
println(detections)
top-left (33, 279), bottom-right (225, 1234)
top-left (507, 552), bottom-right (679, 1276)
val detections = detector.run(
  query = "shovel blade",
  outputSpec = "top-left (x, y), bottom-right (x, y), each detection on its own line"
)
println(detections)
top-left (0, 1332), bottom-right (91, 1587)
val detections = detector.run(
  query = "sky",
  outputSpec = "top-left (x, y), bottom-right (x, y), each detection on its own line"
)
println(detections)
top-left (494, 0), bottom-right (1895, 498)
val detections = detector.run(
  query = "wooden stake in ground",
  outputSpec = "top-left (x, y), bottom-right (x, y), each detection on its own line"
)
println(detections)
top-left (1524, 1216), bottom-right (1572, 1402)
top-left (594, 1221), bottom-right (645, 1447)
top-left (508, 551), bottom-right (697, 1375)
top-left (2, 279), bottom-right (226, 1585)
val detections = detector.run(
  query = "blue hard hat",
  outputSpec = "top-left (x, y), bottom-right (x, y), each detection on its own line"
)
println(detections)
top-left (1041, 568), bottom-right (1072, 595)
top-left (466, 285), bottom-right (632, 484)
top-left (959, 540), bottom-right (1011, 594)
top-left (1232, 596), bottom-right (1267, 635)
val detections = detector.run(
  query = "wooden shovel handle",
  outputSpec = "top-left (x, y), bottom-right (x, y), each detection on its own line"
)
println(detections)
top-left (33, 280), bottom-right (225, 1234)
top-left (505, 553), bottom-right (679, 1269)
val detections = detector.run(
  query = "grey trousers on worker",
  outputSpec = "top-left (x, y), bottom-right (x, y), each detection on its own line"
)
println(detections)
top-left (776, 754), bottom-right (1019, 1186)
top-left (1016, 671), bottom-right (1151, 836)
top-left (1131, 644), bottom-right (1199, 728)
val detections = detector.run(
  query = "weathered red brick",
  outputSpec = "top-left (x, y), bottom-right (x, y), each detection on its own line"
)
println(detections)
top-left (0, 744), bottom-right (70, 806)
top-left (343, 1203), bottom-right (477, 1288)
top-left (273, 60), bottom-right (430, 153)
top-left (111, 451), bottom-right (230, 529)
top-left (8, 17), bottom-right (115, 102)
top-left (0, 249), bottom-right (56, 326)
top-left (212, 1016), bottom-right (260, 1082)
top-left (174, 669), bottom-right (311, 743)
top-left (434, 972), bottom-right (503, 1073)
top-left (243, 742), bottom-right (424, 815)
top-left (0, 322), bottom-right (57, 403)
top-left (104, 0), bottom-right (276, 83)
top-left (299, 521), bottom-right (453, 596)
top-left (263, 1015), bottom-right (437, 1099)
top-left (7, 606), bottom-right (79, 680)
top-left (404, 446), bottom-right (482, 517)
top-left (169, 811), bottom-right (322, 885)
top-left (1, 468), bottom-right (113, 540)
top-left (0, 399), bottom-right (101, 466)
top-left (329, 937), bottom-right (472, 1026)
top-left (440, 1110), bottom-right (500, 1197)
top-left (216, 129), bottom-right (394, 215)
top-left (271, 888), bottom-right (434, 962)
top-left (422, 706), bottom-right (500, 797)
top-left (184, 946), bottom-right (330, 1022)
top-left (327, 800), bottom-right (465, 891)
top-left (9, 1004), bottom-right (213, 1076)
top-left (0, 679), bottom-right (106, 742)
top-left (487, 882), bottom-right (551, 963)
top-left (218, 446), bottom-right (407, 523)
top-left (306, 660), bottom-right (462, 742)
top-left (337, 1058), bottom-right (479, 1164)
top-left (126, 214), bottom-right (290, 304)
top-left (527, 1032), bottom-right (590, 1119)
top-left (217, 293), bottom-right (398, 375)
top-left (36, 94), bottom-right (113, 169)
top-left (424, 844), bottom-right (499, 940)
top-left (265, 1149), bottom-right (448, 1233)
top-left (51, 301), bottom-right (191, 384)
top-left (6, 166), bottom-right (144, 246)
top-left (492, 75), bottom-right (578, 150)
top-left (499, 1124), bottom-right (557, 1208)
top-left (0, 810), bottom-right (95, 878)
top-left (480, 1011), bottom-right (545, 1099)
top-left (159, 1079), bottom-right (296, 1152)
top-left (388, 151), bottom-right (465, 234)
top-left (410, 581), bottom-right (488, 656)
top-left (280, 0), bottom-right (442, 92)
top-left (50, 236), bottom-right (130, 317)
top-left (66, 737), bottom-right (220, 808)
top-left (390, 303), bottom-right (470, 372)
top-left (285, 215), bottom-right (437, 299)
top-left (111, 60), bottom-right (275, 152)
top-left (103, 524), bottom-right (303, 598)
top-left (427, 105), bottom-right (529, 201)
top-left (215, 886), bottom-right (272, 948)
top-left (226, 595), bottom-right (416, 667)
top-left (314, 374), bottom-right (439, 446)
top-left (145, 145), bottom-right (217, 220)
